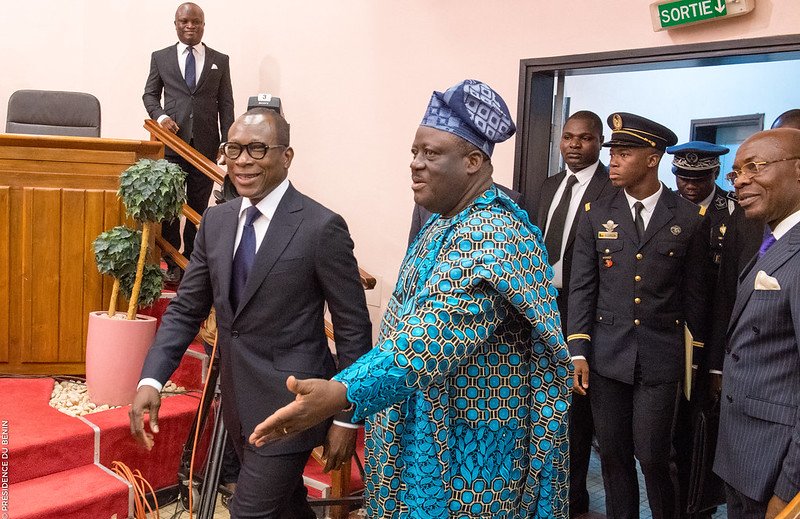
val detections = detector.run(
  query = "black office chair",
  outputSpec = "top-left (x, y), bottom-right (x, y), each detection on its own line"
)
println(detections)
top-left (6, 89), bottom-right (101, 137)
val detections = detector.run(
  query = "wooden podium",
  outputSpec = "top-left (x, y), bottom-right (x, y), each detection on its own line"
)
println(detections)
top-left (0, 134), bottom-right (163, 375)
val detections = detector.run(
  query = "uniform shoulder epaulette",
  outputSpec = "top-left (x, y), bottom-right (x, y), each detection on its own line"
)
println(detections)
top-left (698, 205), bottom-right (707, 216)
top-left (585, 202), bottom-right (591, 212)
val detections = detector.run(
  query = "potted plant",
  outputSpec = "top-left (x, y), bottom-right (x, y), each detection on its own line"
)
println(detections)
top-left (86, 158), bottom-right (186, 406)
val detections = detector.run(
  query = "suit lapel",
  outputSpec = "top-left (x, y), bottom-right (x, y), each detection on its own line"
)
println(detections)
top-left (565, 163), bottom-right (610, 251)
top-left (729, 223), bottom-right (800, 331)
top-left (235, 184), bottom-right (304, 317)
top-left (537, 171), bottom-right (564, 230)
top-left (639, 186), bottom-right (675, 248)
top-left (217, 199), bottom-right (241, 316)
top-left (195, 44), bottom-right (214, 92)
top-left (608, 191), bottom-right (639, 248)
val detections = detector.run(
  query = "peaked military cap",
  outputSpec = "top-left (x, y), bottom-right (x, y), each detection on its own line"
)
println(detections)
top-left (666, 141), bottom-right (730, 179)
top-left (602, 112), bottom-right (678, 152)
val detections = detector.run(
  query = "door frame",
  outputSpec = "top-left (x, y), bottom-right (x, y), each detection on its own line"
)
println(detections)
top-left (513, 34), bottom-right (800, 212)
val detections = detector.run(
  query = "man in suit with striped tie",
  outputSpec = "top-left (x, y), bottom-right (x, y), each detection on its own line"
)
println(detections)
top-left (714, 128), bottom-right (800, 519)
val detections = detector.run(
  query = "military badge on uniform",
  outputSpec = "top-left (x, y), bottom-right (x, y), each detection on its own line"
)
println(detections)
top-left (714, 195), bottom-right (727, 210)
top-left (671, 225), bottom-right (682, 236)
top-left (719, 224), bottom-right (727, 237)
top-left (612, 113), bottom-right (623, 130)
top-left (603, 257), bottom-right (614, 268)
top-left (598, 220), bottom-right (619, 239)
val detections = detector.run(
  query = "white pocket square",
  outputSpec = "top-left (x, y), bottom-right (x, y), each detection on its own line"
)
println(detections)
top-left (211, 63), bottom-right (219, 70)
top-left (754, 270), bottom-right (781, 290)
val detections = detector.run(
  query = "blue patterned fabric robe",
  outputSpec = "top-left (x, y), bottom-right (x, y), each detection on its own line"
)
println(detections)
top-left (335, 186), bottom-right (571, 518)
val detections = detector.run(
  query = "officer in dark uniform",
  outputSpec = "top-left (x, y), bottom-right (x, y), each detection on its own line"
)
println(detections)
top-left (667, 141), bottom-right (735, 269)
top-left (666, 141), bottom-right (732, 517)
top-left (567, 113), bottom-right (710, 519)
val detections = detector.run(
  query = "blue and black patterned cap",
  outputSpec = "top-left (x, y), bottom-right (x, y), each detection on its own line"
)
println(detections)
top-left (666, 141), bottom-right (730, 178)
top-left (420, 79), bottom-right (516, 157)
top-left (602, 112), bottom-right (678, 152)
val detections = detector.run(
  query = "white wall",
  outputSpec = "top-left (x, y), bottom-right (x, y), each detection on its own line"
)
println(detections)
top-left (1, 0), bottom-right (799, 319)
top-left (563, 59), bottom-right (800, 189)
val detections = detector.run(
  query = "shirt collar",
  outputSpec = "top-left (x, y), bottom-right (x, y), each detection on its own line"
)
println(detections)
top-left (566, 160), bottom-right (599, 186)
top-left (238, 179), bottom-right (290, 222)
top-left (696, 186), bottom-right (717, 210)
top-left (624, 183), bottom-right (663, 213)
top-left (177, 41), bottom-right (204, 57)
top-left (771, 208), bottom-right (800, 240)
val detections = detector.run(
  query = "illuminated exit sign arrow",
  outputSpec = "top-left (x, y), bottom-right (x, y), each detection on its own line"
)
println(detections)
top-left (650, 0), bottom-right (755, 31)
top-left (659, 0), bottom-right (726, 28)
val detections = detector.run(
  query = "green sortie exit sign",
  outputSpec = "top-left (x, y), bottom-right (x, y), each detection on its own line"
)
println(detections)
top-left (658, 0), bottom-right (727, 28)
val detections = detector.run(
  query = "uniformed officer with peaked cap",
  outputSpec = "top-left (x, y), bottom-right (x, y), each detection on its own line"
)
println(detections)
top-left (567, 112), bottom-right (711, 519)
top-left (668, 141), bottom-right (735, 267)
top-left (667, 140), bottom-right (733, 518)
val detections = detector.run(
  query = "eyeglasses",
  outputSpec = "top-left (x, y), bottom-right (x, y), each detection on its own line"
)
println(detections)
top-left (220, 142), bottom-right (286, 160)
top-left (726, 157), bottom-right (800, 185)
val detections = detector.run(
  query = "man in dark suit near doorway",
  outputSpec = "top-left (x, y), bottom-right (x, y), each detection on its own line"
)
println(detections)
top-left (143, 2), bottom-right (235, 283)
top-left (129, 108), bottom-right (372, 518)
top-left (535, 109), bottom-right (615, 517)
top-left (567, 113), bottom-right (710, 519)
top-left (713, 128), bottom-right (800, 519)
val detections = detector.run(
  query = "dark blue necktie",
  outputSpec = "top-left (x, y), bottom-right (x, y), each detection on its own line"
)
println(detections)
top-left (758, 232), bottom-right (776, 258)
top-left (231, 206), bottom-right (261, 310)
top-left (185, 46), bottom-right (196, 91)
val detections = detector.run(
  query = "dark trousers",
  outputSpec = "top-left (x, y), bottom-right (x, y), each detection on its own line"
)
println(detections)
top-left (229, 447), bottom-right (316, 519)
top-left (220, 433), bottom-right (241, 485)
top-left (591, 371), bottom-right (680, 519)
top-left (162, 154), bottom-right (214, 264)
top-left (673, 393), bottom-right (693, 518)
top-left (724, 483), bottom-right (768, 519)
top-left (569, 391), bottom-right (595, 517)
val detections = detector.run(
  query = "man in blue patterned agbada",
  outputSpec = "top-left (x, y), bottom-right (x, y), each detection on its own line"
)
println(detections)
top-left (250, 80), bottom-right (572, 518)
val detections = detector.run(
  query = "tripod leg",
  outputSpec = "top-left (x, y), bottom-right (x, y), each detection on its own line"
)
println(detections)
top-left (197, 393), bottom-right (228, 519)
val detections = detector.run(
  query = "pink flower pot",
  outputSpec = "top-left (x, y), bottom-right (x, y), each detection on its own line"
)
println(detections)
top-left (85, 311), bottom-right (158, 406)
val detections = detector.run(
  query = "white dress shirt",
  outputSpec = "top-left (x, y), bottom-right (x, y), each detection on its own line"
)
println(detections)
top-left (771, 208), bottom-right (800, 240)
top-left (623, 183), bottom-right (664, 232)
top-left (544, 161), bottom-right (599, 288)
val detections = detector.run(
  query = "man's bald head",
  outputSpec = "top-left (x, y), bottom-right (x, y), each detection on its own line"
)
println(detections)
top-left (772, 109), bottom-right (800, 130)
top-left (174, 3), bottom-right (204, 46)
top-left (733, 128), bottom-right (800, 228)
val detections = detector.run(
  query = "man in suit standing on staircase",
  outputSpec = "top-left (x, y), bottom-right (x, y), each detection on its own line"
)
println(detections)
top-left (143, 2), bottom-right (235, 284)
top-left (535, 109), bottom-right (616, 517)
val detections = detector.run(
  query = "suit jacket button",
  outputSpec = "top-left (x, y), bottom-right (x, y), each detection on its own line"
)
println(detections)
top-left (725, 347), bottom-right (731, 354)
top-left (634, 275), bottom-right (642, 282)
top-left (232, 331), bottom-right (240, 338)
top-left (636, 253), bottom-right (643, 260)
top-left (634, 319), bottom-right (641, 326)
top-left (726, 395), bottom-right (733, 403)
top-left (731, 353), bottom-right (740, 361)
top-left (752, 326), bottom-right (760, 335)
top-left (634, 298), bottom-right (641, 304)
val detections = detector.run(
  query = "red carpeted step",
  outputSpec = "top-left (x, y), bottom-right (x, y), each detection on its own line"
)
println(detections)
top-left (84, 392), bottom-right (206, 492)
top-left (0, 378), bottom-right (95, 484)
top-left (8, 464), bottom-right (131, 519)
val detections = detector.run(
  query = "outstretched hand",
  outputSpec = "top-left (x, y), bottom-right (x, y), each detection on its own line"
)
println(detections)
top-left (129, 385), bottom-right (161, 450)
top-left (249, 376), bottom-right (350, 448)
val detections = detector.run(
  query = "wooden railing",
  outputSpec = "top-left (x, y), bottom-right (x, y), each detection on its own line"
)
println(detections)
top-left (777, 492), bottom-right (800, 519)
top-left (143, 119), bottom-right (376, 294)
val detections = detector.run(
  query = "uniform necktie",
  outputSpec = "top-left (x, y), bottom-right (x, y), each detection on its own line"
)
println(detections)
top-left (634, 201), bottom-right (645, 242)
top-left (231, 206), bottom-right (261, 310)
top-left (544, 174), bottom-right (579, 264)
top-left (185, 46), bottom-right (196, 91)
top-left (758, 232), bottom-right (776, 258)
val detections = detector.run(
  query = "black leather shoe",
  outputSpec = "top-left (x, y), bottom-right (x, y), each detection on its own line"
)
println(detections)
top-left (164, 264), bottom-right (183, 288)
